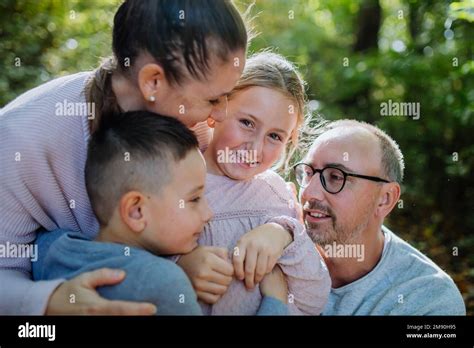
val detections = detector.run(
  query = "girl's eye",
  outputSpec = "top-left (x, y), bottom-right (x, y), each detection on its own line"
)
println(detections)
top-left (239, 119), bottom-right (254, 128)
top-left (269, 133), bottom-right (282, 141)
top-left (209, 99), bottom-right (219, 105)
top-left (190, 196), bottom-right (201, 203)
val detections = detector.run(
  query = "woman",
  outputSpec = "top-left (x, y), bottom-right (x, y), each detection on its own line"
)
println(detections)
top-left (0, 0), bottom-right (248, 315)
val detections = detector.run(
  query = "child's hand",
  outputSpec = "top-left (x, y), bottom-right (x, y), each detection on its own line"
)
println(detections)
top-left (233, 223), bottom-right (292, 290)
top-left (259, 265), bottom-right (288, 303)
top-left (177, 246), bottom-right (234, 304)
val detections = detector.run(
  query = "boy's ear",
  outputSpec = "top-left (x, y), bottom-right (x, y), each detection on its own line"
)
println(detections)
top-left (119, 191), bottom-right (147, 234)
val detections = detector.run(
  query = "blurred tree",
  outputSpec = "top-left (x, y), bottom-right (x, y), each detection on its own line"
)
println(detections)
top-left (0, 0), bottom-right (118, 106)
top-left (354, 0), bottom-right (381, 52)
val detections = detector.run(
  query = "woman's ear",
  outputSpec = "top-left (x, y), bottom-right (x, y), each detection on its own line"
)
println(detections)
top-left (119, 191), bottom-right (148, 234)
top-left (138, 63), bottom-right (165, 103)
top-left (375, 183), bottom-right (401, 219)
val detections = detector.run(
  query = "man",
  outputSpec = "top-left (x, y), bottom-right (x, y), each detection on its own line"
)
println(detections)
top-left (294, 119), bottom-right (465, 315)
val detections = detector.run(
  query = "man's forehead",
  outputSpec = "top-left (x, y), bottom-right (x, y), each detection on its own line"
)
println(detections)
top-left (305, 126), bottom-right (381, 168)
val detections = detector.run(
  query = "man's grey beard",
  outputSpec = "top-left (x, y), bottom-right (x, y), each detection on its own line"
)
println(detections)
top-left (306, 218), bottom-right (367, 246)
top-left (304, 200), bottom-right (369, 246)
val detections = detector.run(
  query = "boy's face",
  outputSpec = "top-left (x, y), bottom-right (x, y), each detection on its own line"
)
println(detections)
top-left (141, 149), bottom-right (213, 255)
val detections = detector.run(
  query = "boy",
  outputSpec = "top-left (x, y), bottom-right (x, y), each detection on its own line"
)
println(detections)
top-left (33, 111), bottom-right (288, 315)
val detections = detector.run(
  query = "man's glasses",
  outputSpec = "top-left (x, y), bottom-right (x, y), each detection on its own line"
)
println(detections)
top-left (293, 163), bottom-right (390, 194)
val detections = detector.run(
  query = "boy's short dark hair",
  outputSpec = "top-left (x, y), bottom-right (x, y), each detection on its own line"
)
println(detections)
top-left (85, 111), bottom-right (199, 226)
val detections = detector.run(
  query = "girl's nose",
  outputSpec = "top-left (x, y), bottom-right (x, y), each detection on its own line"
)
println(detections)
top-left (248, 138), bottom-right (264, 162)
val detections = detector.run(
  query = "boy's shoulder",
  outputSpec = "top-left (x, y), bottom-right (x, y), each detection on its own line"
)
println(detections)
top-left (37, 229), bottom-right (187, 282)
top-left (39, 231), bottom-right (200, 314)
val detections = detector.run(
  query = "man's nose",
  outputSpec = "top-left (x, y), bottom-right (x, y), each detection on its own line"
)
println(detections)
top-left (301, 172), bottom-right (326, 202)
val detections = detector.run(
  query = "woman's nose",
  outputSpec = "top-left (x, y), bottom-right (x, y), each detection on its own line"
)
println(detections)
top-left (209, 96), bottom-right (228, 122)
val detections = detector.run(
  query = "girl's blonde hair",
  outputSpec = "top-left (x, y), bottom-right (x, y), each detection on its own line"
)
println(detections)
top-left (228, 51), bottom-right (308, 173)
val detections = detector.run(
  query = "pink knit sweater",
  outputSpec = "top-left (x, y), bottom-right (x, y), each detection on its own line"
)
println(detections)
top-left (0, 72), bottom-right (212, 314)
top-left (199, 171), bottom-right (331, 315)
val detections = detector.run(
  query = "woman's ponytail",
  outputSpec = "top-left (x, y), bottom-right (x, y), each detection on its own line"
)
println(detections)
top-left (85, 56), bottom-right (121, 134)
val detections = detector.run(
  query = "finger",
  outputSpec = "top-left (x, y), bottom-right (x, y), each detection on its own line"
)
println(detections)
top-left (232, 244), bottom-right (246, 280)
top-left (244, 249), bottom-right (258, 289)
top-left (80, 268), bottom-right (126, 288)
top-left (266, 255), bottom-right (276, 274)
top-left (273, 264), bottom-right (285, 278)
top-left (94, 300), bottom-right (157, 316)
top-left (210, 254), bottom-right (234, 277)
top-left (197, 291), bottom-right (221, 304)
top-left (209, 247), bottom-right (228, 260)
top-left (254, 253), bottom-right (268, 285)
top-left (202, 270), bottom-right (233, 286)
top-left (195, 279), bottom-right (229, 295)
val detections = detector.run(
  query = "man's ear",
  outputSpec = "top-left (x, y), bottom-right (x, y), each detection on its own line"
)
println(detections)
top-left (375, 182), bottom-right (401, 220)
top-left (119, 191), bottom-right (148, 234)
top-left (138, 63), bottom-right (165, 102)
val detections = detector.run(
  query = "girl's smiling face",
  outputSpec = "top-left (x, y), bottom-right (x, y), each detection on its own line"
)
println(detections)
top-left (205, 86), bottom-right (298, 180)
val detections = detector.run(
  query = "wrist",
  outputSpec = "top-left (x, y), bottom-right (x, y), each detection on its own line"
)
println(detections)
top-left (268, 222), bottom-right (293, 248)
top-left (42, 279), bottom-right (66, 316)
top-left (45, 281), bottom-right (64, 315)
top-left (282, 230), bottom-right (293, 248)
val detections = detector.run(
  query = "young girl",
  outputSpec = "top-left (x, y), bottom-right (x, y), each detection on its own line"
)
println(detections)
top-left (179, 52), bottom-right (331, 315)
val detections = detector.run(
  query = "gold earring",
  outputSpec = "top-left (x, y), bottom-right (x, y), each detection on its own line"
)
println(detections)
top-left (207, 117), bottom-right (216, 128)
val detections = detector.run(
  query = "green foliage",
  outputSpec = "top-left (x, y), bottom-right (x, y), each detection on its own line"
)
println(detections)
top-left (238, 0), bottom-right (474, 312)
top-left (0, 0), bottom-right (119, 106)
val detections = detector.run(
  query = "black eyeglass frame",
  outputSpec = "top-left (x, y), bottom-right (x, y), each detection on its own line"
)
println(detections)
top-left (293, 162), bottom-right (391, 194)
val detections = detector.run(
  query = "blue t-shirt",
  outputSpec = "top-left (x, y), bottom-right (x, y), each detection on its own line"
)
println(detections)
top-left (32, 229), bottom-right (288, 315)
top-left (323, 227), bottom-right (466, 315)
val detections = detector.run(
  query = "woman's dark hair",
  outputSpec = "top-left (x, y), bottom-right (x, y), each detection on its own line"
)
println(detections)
top-left (114, 0), bottom-right (248, 83)
top-left (86, 0), bottom-right (250, 132)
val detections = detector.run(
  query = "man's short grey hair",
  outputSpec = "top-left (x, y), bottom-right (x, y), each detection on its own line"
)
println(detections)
top-left (311, 119), bottom-right (405, 183)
